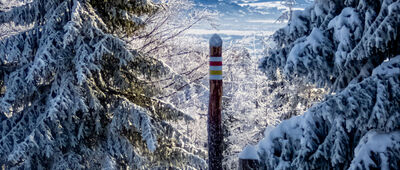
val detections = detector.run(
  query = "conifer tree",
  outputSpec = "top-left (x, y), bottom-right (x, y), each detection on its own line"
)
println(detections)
top-left (256, 0), bottom-right (400, 169)
top-left (0, 0), bottom-right (205, 169)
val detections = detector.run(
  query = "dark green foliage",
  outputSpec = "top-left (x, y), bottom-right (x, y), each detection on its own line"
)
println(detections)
top-left (89, 0), bottom-right (159, 35)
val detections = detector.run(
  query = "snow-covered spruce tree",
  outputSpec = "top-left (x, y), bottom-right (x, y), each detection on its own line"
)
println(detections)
top-left (0, 0), bottom-right (206, 169)
top-left (223, 36), bottom-right (325, 169)
top-left (264, 74), bottom-right (325, 121)
top-left (256, 0), bottom-right (400, 169)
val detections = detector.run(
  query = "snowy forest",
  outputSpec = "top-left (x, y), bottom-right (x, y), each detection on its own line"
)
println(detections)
top-left (0, 0), bottom-right (399, 169)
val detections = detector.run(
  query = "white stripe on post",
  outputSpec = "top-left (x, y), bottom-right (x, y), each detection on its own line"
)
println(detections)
top-left (210, 66), bottom-right (222, 70)
top-left (210, 75), bottom-right (223, 80)
top-left (210, 57), bottom-right (223, 61)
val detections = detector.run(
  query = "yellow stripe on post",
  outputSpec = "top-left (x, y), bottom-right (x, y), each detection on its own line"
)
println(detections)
top-left (210, 70), bottom-right (222, 75)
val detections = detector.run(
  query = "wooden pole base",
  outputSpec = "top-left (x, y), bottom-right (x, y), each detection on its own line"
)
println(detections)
top-left (208, 80), bottom-right (223, 170)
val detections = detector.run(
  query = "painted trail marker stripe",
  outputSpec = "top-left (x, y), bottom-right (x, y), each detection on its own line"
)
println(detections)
top-left (210, 70), bottom-right (222, 75)
top-left (210, 61), bottom-right (222, 66)
top-left (210, 75), bottom-right (223, 80)
top-left (210, 57), bottom-right (222, 61)
top-left (210, 66), bottom-right (222, 70)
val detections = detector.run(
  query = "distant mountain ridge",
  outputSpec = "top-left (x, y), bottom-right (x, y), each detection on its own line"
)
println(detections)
top-left (186, 0), bottom-right (312, 39)
top-left (193, 0), bottom-right (312, 19)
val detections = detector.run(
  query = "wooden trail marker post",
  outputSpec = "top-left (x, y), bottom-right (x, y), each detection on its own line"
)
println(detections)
top-left (208, 34), bottom-right (223, 170)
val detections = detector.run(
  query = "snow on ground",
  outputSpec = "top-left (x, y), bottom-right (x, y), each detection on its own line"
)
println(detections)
top-left (239, 145), bottom-right (260, 160)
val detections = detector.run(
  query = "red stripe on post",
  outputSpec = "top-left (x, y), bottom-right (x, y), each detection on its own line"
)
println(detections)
top-left (210, 61), bottom-right (222, 66)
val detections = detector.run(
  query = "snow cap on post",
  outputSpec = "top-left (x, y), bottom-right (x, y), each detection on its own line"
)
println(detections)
top-left (239, 145), bottom-right (260, 169)
top-left (239, 145), bottom-right (259, 160)
top-left (210, 34), bottom-right (222, 47)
